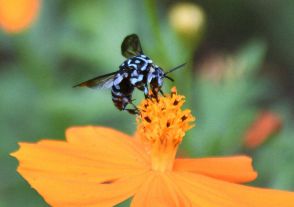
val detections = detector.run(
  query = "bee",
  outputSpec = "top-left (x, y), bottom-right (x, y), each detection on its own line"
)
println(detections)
top-left (74, 34), bottom-right (185, 114)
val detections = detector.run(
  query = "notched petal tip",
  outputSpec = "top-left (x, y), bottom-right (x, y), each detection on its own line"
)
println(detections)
top-left (10, 142), bottom-right (30, 158)
top-left (10, 151), bottom-right (17, 158)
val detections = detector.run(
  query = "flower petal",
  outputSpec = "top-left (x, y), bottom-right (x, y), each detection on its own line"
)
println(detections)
top-left (131, 172), bottom-right (192, 207)
top-left (12, 141), bottom-right (149, 207)
top-left (174, 156), bottom-right (257, 183)
top-left (172, 172), bottom-right (294, 207)
top-left (66, 126), bottom-right (149, 165)
top-left (13, 141), bottom-right (147, 182)
top-left (18, 168), bottom-right (148, 207)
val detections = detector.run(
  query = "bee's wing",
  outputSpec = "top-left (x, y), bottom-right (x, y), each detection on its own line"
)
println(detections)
top-left (121, 34), bottom-right (143, 58)
top-left (73, 71), bottom-right (117, 89)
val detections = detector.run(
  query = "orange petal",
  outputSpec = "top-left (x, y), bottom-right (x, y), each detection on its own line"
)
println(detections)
top-left (172, 172), bottom-right (294, 207)
top-left (0, 0), bottom-right (40, 33)
top-left (66, 126), bottom-right (150, 165)
top-left (174, 156), bottom-right (257, 183)
top-left (18, 167), bottom-right (149, 207)
top-left (13, 141), bottom-right (148, 182)
top-left (11, 140), bottom-right (150, 207)
top-left (131, 172), bottom-right (192, 207)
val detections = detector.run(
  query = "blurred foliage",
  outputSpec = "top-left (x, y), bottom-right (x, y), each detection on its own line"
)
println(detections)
top-left (0, 0), bottom-right (294, 206)
top-left (183, 39), bottom-right (267, 156)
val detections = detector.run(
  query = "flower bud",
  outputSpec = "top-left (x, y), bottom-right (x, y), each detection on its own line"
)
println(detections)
top-left (169, 3), bottom-right (205, 39)
top-left (0, 0), bottom-right (40, 33)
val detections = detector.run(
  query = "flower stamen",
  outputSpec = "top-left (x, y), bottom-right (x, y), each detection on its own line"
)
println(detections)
top-left (137, 87), bottom-right (195, 172)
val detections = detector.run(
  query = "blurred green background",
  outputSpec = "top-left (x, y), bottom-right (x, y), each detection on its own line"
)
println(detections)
top-left (1, 0), bottom-right (294, 206)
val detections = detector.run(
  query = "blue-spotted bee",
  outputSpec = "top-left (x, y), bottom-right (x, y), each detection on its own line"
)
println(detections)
top-left (74, 34), bottom-right (185, 114)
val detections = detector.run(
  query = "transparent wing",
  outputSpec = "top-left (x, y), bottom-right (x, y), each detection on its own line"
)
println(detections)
top-left (121, 34), bottom-right (143, 58)
top-left (73, 71), bottom-right (117, 89)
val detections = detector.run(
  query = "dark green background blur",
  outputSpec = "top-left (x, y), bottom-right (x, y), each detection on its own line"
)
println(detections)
top-left (1, 0), bottom-right (294, 206)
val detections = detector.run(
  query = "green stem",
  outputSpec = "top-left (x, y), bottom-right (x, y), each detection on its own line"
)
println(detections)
top-left (144, 0), bottom-right (169, 65)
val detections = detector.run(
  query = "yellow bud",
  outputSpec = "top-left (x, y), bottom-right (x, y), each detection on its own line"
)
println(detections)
top-left (169, 3), bottom-right (205, 38)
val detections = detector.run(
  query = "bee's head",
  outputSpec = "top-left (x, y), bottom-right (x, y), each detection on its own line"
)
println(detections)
top-left (148, 63), bottom-right (185, 90)
top-left (148, 66), bottom-right (165, 89)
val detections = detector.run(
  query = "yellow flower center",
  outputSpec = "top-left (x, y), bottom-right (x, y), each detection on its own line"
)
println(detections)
top-left (136, 87), bottom-right (195, 172)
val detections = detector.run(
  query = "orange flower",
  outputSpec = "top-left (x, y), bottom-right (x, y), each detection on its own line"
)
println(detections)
top-left (12, 88), bottom-right (294, 206)
top-left (244, 111), bottom-right (282, 149)
top-left (0, 0), bottom-right (40, 33)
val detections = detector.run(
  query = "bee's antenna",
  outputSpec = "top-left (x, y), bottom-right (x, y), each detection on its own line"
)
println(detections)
top-left (164, 76), bottom-right (174, 82)
top-left (163, 63), bottom-right (185, 81)
top-left (164, 63), bottom-right (186, 76)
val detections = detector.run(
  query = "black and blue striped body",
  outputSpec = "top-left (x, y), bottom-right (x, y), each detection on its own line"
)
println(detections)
top-left (111, 54), bottom-right (165, 112)
top-left (74, 34), bottom-right (183, 114)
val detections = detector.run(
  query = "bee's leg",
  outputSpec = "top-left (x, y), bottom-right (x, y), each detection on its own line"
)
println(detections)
top-left (125, 108), bottom-right (139, 115)
top-left (126, 99), bottom-right (140, 115)
top-left (130, 102), bottom-right (138, 110)
top-left (143, 84), bottom-right (150, 99)
top-left (122, 103), bottom-right (139, 115)
top-left (151, 88), bottom-right (160, 102)
top-left (159, 89), bottom-right (165, 97)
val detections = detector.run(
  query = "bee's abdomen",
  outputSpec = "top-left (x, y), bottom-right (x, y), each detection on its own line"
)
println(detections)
top-left (111, 80), bottom-right (134, 111)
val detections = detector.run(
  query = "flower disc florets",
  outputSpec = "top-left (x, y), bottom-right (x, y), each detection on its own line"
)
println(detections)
top-left (136, 87), bottom-right (195, 172)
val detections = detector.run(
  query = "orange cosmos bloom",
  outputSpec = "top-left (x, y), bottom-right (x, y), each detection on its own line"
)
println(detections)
top-left (12, 88), bottom-right (294, 206)
top-left (0, 0), bottom-right (40, 33)
top-left (244, 111), bottom-right (282, 149)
